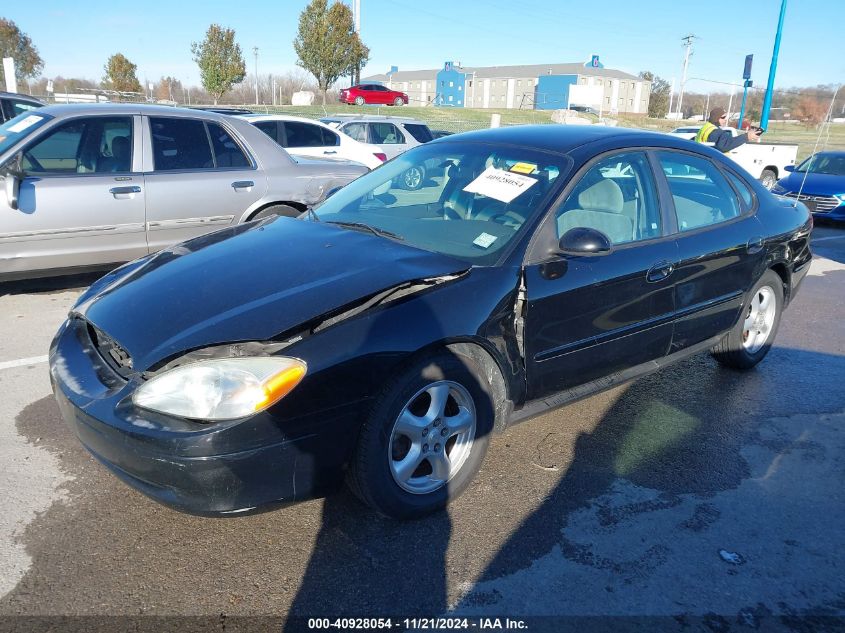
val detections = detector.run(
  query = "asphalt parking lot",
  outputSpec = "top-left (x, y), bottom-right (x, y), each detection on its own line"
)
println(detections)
top-left (0, 224), bottom-right (844, 632)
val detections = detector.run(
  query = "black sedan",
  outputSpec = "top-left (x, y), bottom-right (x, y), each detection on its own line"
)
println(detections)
top-left (50, 125), bottom-right (813, 519)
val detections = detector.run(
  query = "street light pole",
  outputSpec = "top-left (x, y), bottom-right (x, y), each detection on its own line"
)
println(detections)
top-left (760, 0), bottom-right (787, 130)
top-left (253, 46), bottom-right (259, 105)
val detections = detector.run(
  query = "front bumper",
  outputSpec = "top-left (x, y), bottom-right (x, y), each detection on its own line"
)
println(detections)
top-left (49, 318), bottom-right (358, 516)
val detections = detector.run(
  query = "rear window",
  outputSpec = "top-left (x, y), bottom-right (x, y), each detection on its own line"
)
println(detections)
top-left (151, 118), bottom-right (213, 171)
top-left (403, 124), bottom-right (433, 143)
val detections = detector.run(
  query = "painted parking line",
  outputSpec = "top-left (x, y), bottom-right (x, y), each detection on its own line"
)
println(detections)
top-left (0, 355), bottom-right (49, 371)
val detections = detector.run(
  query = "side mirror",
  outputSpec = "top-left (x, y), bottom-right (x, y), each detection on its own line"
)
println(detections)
top-left (784, 165), bottom-right (795, 173)
top-left (4, 172), bottom-right (20, 210)
top-left (2, 154), bottom-right (24, 210)
top-left (557, 227), bottom-right (613, 256)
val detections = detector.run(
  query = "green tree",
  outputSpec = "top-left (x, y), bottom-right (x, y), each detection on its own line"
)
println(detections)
top-left (293, 0), bottom-right (370, 105)
top-left (639, 71), bottom-right (671, 118)
top-left (191, 24), bottom-right (246, 105)
top-left (0, 18), bottom-right (44, 86)
top-left (102, 53), bottom-right (142, 95)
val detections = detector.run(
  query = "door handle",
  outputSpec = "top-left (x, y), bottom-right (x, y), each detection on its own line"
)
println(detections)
top-left (747, 236), bottom-right (764, 254)
top-left (647, 260), bottom-right (675, 283)
top-left (232, 181), bottom-right (254, 189)
top-left (323, 151), bottom-right (337, 155)
top-left (109, 186), bottom-right (141, 195)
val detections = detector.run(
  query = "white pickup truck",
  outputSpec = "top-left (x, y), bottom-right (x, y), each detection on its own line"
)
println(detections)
top-left (667, 126), bottom-right (798, 189)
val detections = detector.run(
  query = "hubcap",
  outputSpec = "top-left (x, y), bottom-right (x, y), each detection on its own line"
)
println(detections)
top-left (404, 168), bottom-right (422, 189)
top-left (742, 285), bottom-right (777, 353)
top-left (388, 381), bottom-right (476, 494)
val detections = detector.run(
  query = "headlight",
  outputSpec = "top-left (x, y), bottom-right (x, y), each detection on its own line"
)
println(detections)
top-left (132, 357), bottom-right (306, 421)
top-left (834, 193), bottom-right (845, 205)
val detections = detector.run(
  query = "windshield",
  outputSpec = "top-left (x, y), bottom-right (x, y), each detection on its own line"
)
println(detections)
top-left (795, 153), bottom-right (845, 176)
top-left (0, 111), bottom-right (54, 157)
top-left (312, 141), bottom-right (569, 265)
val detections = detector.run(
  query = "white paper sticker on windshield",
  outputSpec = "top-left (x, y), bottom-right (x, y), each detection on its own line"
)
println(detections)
top-left (473, 232), bottom-right (498, 249)
top-left (7, 115), bottom-right (44, 134)
top-left (463, 167), bottom-right (537, 203)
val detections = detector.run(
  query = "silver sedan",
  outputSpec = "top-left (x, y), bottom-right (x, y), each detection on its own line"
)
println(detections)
top-left (0, 104), bottom-right (368, 280)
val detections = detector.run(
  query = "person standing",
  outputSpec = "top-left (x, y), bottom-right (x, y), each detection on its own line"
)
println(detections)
top-left (695, 107), bottom-right (762, 152)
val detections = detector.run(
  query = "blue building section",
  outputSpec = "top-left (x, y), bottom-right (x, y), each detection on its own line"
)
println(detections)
top-left (535, 75), bottom-right (578, 110)
top-left (435, 62), bottom-right (467, 107)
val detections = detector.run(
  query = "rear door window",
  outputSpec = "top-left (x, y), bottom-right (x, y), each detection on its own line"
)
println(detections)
top-left (403, 124), bottom-right (433, 143)
top-left (341, 122), bottom-right (367, 143)
top-left (253, 120), bottom-right (279, 143)
top-left (657, 151), bottom-right (742, 231)
top-left (283, 121), bottom-right (327, 148)
top-left (151, 117), bottom-right (213, 171)
top-left (370, 123), bottom-right (405, 145)
top-left (321, 127), bottom-right (340, 147)
top-left (207, 122), bottom-right (250, 167)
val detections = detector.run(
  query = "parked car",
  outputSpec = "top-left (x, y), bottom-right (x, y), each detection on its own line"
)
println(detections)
top-left (189, 107), bottom-right (255, 115)
top-left (50, 125), bottom-right (812, 520)
top-left (321, 115), bottom-right (436, 189)
top-left (771, 150), bottom-right (845, 221)
top-left (339, 83), bottom-right (408, 106)
top-left (0, 104), bottom-right (367, 280)
top-left (664, 125), bottom-right (797, 189)
top-left (667, 126), bottom-right (702, 140)
top-left (0, 91), bottom-right (44, 123)
top-left (240, 113), bottom-right (386, 170)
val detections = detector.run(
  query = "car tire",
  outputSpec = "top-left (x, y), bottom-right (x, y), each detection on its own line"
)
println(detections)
top-left (759, 169), bottom-right (777, 190)
top-left (399, 165), bottom-right (425, 191)
top-left (355, 96), bottom-right (365, 106)
top-left (250, 204), bottom-right (301, 221)
top-left (711, 270), bottom-right (783, 370)
top-left (393, 97), bottom-right (404, 106)
top-left (347, 351), bottom-right (494, 519)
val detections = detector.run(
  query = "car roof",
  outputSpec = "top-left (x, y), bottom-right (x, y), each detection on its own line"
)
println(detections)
top-left (0, 91), bottom-right (45, 103)
top-left (321, 114), bottom-right (426, 124)
top-left (239, 113), bottom-right (331, 126)
top-left (22, 103), bottom-right (237, 120)
top-left (430, 124), bottom-right (697, 155)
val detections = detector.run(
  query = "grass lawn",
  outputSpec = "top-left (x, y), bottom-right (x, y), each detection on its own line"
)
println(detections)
top-left (248, 104), bottom-right (845, 162)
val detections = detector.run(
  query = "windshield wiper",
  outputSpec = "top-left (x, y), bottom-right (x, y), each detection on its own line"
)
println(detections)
top-left (305, 207), bottom-right (320, 222)
top-left (326, 221), bottom-right (404, 241)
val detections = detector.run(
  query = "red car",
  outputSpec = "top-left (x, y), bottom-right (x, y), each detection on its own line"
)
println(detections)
top-left (340, 84), bottom-right (409, 106)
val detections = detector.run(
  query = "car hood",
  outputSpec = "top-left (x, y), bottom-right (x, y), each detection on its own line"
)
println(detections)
top-left (74, 218), bottom-right (468, 371)
top-left (778, 172), bottom-right (845, 196)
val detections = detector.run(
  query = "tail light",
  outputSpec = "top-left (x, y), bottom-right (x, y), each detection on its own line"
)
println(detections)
top-left (374, 153), bottom-right (387, 162)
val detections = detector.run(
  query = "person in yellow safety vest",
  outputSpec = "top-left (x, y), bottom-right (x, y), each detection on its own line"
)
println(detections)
top-left (695, 107), bottom-right (762, 153)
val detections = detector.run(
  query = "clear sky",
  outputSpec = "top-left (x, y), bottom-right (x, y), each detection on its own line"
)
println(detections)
top-left (5, 0), bottom-right (843, 93)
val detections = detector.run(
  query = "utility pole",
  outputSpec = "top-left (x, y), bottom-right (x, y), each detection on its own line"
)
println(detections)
top-left (677, 34), bottom-right (697, 118)
top-left (352, 0), bottom-right (361, 85)
top-left (253, 46), bottom-right (259, 105)
top-left (668, 77), bottom-right (675, 117)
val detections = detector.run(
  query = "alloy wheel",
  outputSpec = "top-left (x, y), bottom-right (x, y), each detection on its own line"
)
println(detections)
top-left (388, 381), bottom-right (476, 494)
top-left (742, 285), bottom-right (777, 353)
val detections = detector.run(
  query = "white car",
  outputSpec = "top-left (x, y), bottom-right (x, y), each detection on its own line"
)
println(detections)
top-left (241, 114), bottom-right (386, 170)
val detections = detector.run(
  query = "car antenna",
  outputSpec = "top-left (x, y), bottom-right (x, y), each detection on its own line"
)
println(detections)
top-left (792, 83), bottom-right (841, 208)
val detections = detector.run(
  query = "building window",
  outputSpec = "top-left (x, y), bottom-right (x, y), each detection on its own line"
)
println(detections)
top-left (468, 80), bottom-right (473, 87)
top-left (528, 79), bottom-right (533, 86)
top-left (448, 95), bottom-right (453, 102)
top-left (449, 81), bottom-right (454, 88)
top-left (596, 79), bottom-right (603, 86)
top-left (517, 79), bottom-right (522, 87)
top-left (458, 85), bottom-right (462, 91)
top-left (629, 99), bottom-right (634, 106)
top-left (606, 96), bottom-right (610, 105)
